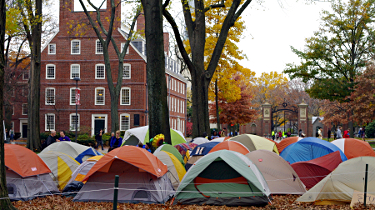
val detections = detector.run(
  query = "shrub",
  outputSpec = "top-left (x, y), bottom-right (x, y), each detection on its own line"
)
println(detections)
top-left (366, 120), bottom-right (375, 138)
top-left (186, 121), bottom-right (193, 137)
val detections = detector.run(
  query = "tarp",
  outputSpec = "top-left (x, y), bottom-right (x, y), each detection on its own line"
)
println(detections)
top-left (246, 150), bottom-right (306, 194)
top-left (154, 144), bottom-right (185, 166)
top-left (277, 137), bottom-right (303, 152)
top-left (174, 150), bottom-right (271, 206)
top-left (174, 143), bottom-right (197, 163)
top-left (208, 141), bottom-right (250, 155)
top-left (230, 134), bottom-right (279, 154)
top-left (41, 141), bottom-right (101, 163)
top-left (297, 156), bottom-right (375, 205)
top-left (154, 151), bottom-right (186, 190)
top-left (280, 137), bottom-right (347, 164)
top-left (291, 151), bottom-right (342, 189)
top-left (331, 138), bottom-right (375, 159)
top-left (121, 126), bottom-right (186, 146)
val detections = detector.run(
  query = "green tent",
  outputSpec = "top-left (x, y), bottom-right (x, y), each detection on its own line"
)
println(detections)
top-left (122, 126), bottom-right (186, 146)
top-left (174, 150), bottom-right (271, 206)
top-left (154, 144), bottom-right (185, 166)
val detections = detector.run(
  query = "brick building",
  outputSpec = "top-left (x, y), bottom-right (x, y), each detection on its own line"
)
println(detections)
top-left (36, 0), bottom-right (187, 137)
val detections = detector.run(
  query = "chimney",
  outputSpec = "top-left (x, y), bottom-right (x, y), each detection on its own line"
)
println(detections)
top-left (163, 32), bottom-right (169, 56)
top-left (137, 13), bottom-right (145, 36)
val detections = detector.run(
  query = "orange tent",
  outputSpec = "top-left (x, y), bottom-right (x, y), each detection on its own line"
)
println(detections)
top-left (331, 138), bottom-right (375, 159)
top-left (5, 144), bottom-right (51, 177)
top-left (277, 137), bottom-right (303, 152)
top-left (208, 141), bottom-right (250, 155)
top-left (84, 145), bottom-right (167, 181)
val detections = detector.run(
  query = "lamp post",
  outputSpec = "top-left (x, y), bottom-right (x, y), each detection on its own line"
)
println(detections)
top-left (73, 77), bottom-right (81, 142)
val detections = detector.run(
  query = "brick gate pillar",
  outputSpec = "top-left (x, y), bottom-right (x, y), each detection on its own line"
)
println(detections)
top-left (262, 102), bottom-right (272, 137)
top-left (298, 99), bottom-right (309, 136)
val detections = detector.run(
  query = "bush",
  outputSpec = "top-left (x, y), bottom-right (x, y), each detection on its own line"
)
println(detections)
top-left (77, 139), bottom-right (96, 146)
top-left (366, 120), bottom-right (375, 138)
top-left (78, 134), bottom-right (90, 140)
top-left (186, 122), bottom-right (193, 137)
top-left (40, 132), bottom-right (50, 140)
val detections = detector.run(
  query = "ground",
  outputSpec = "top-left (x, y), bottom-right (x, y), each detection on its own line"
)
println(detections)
top-left (11, 195), bottom-right (375, 209)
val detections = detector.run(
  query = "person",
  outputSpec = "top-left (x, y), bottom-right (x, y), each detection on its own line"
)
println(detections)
top-left (95, 129), bottom-right (104, 150)
top-left (212, 130), bottom-right (219, 139)
top-left (362, 126), bottom-right (366, 141)
top-left (343, 128), bottom-right (350, 138)
top-left (9, 128), bottom-right (14, 142)
top-left (278, 131), bottom-right (282, 140)
top-left (336, 126), bottom-right (342, 139)
top-left (109, 130), bottom-right (122, 152)
top-left (328, 128), bottom-right (331, 141)
top-left (46, 130), bottom-right (57, 147)
top-left (220, 128), bottom-right (227, 137)
top-left (287, 131), bottom-right (291, 137)
top-left (272, 130), bottom-right (275, 140)
top-left (58, 130), bottom-right (71, 142)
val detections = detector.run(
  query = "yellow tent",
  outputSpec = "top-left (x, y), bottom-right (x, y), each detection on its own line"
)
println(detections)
top-left (38, 151), bottom-right (80, 190)
top-left (154, 150), bottom-right (186, 190)
top-left (230, 134), bottom-right (279, 154)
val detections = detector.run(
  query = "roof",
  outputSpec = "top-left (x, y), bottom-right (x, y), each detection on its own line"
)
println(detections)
top-left (312, 116), bottom-right (324, 124)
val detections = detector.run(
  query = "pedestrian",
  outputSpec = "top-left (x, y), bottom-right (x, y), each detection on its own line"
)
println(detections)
top-left (58, 130), bottom-right (71, 142)
top-left (46, 130), bottom-right (57, 147)
top-left (278, 131), bottom-right (282, 140)
top-left (327, 128), bottom-right (331, 141)
top-left (108, 130), bottom-right (122, 152)
top-left (318, 128), bottom-right (322, 139)
top-left (336, 126), bottom-right (342, 139)
top-left (220, 128), bottom-right (227, 137)
top-left (212, 130), bottom-right (219, 139)
top-left (343, 128), bottom-right (350, 138)
top-left (361, 126), bottom-right (366, 141)
top-left (287, 131), bottom-right (291, 137)
top-left (95, 129), bottom-right (104, 150)
top-left (9, 128), bottom-right (14, 142)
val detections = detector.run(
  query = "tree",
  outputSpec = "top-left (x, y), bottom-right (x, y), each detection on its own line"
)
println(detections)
top-left (284, 0), bottom-right (375, 137)
top-left (320, 99), bottom-right (351, 128)
top-left (141, 0), bottom-right (171, 143)
top-left (163, 0), bottom-right (254, 137)
top-left (76, 0), bottom-right (140, 133)
top-left (0, 0), bottom-right (16, 208)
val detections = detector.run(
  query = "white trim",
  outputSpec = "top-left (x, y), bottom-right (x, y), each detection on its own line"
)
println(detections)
top-left (95, 64), bottom-right (105, 79)
top-left (41, 30), bottom-right (59, 53)
top-left (48, 43), bottom-right (56, 55)
top-left (46, 64), bottom-right (55, 79)
top-left (70, 64), bottom-right (80, 79)
top-left (45, 87), bottom-right (56, 105)
top-left (121, 43), bottom-right (130, 54)
top-left (91, 114), bottom-right (108, 136)
top-left (70, 87), bottom-right (81, 105)
top-left (123, 63), bottom-right (131, 79)
top-left (71, 39), bottom-right (81, 55)
top-left (22, 70), bottom-right (29, 80)
top-left (22, 103), bottom-right (28, 115)
top-left (95, 87), bottom-right (105, 105)
top-left (119, 113), bottom-right (130, 131)
top-left (120, 87), bottom-right (131, 105)
top-left (45, 113), bottom-right (55, 131)
top-left (117, 28), bottom-right (147, 61)
top-left (69, 113), bottom-right (80, 131)
top-left (95, 39), bottom-right (103, 54)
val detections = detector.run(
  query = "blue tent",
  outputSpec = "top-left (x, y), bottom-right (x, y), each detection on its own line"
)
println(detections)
top-left (280, 137), bottom-right (347, 164)
top-left (185, 141), bottom-right (220, 170)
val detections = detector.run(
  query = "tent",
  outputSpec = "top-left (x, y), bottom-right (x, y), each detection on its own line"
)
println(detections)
top-left (191, 137), bottom-right (210, 145)
top-left (5, 144), bottom-right (59, 201)
top-left (41, 141), bottom-right (101, 163)
top-left (331, 138), bottom-right (375, 159)
top-left (280, 137), bottom-right (347, 164)
top-left (210, 136), bottom-right (231, 143)
top-left (185, 141), bottom-right (220, 170)
top-left (121, 126), bottom-right (186, 146)
top-left (291, 151), bottom-right (342, 189)
top-left (154, 150), bottom-right (186, 190)
top-left (38, 151), bottom-right (80, 190)
top-left (74, 146), bottom-right (174, 203)
top-left (174, 143), bottom-right (197, 163)
top-left (230, 134), bottom-right (279, 154)
top-left (246, 150), bottom-right (306, 194)
top-left (277, 137), bottom-right (303, 152)
top-left (154, 144), bottom-right (185, 166)
top-left (297, 156), bottom-right (375, 205)
top-left (208, 141), bottom-right (250, 155)
top-left (174, 150), bottom-right (271, 206)
top-left (66, 155), bottom-right (103, 186)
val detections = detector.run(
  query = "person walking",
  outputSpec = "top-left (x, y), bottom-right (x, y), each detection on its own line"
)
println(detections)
top-left (361, 126), bottom-right (366, 141)
top-left (336, 126), bottom-right (342, 139)
top-left (46, 130), bottom-right (57, 147)
top-left (220, 128), bottom-right (227, 137)
top-left (9, 128), bottom-right (14, 142)
top-left (272, 130), bottom-right (275, 140)
top-left (327, 128), bottom-right (331, 141)
top-left (343, 128), bottom-right (350, 138)
top-left (95, 129), bottom-right (104, 151)
top-left (318, 128), bottom-right (323, 139)
top-left (278, 131), bottom-right (282, 140)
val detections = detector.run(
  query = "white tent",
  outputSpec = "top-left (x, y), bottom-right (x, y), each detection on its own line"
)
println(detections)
top-left (191, 137), bottom-right (209, 145)
top-left (122, 126), bottom-right (186, 146)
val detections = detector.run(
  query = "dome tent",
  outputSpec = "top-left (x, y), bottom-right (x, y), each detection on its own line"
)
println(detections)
top-left (154, 150), bottom-right (186, 190)
top-left (230, 134), bottom-right (279, 154)
top-left (185, 141), bottom-right (219, 170)
top-left (154, 144), bottom-right (185, 166)
top-left (174, 150), bottom-right (271, 206)
top-left (66, 156), bottom-right (103, 186)
top-left (331, 138), bottom-right (375, 159)
top-left (208, 141), bottom-right (250, 155)
top-left (277, 136), bottom-right (303, 152)
top-left (5, 144), bottom-right (59, 201)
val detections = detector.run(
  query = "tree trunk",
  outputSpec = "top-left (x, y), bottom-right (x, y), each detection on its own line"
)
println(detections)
top-left (26, 0), bottom-right (42, 152)
top-left (142, 0), bottom-right (171, 144)
top-left (110, 91), bottom-right (119, 132)
top-left (215, 79), bottom-right (220, 131)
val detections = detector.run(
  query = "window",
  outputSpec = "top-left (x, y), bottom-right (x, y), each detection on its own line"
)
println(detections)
top-left (45, 113), bottom-right (55, 131)
top-left (70, 113), bottom-right (80, 131)
top-left (71, 40), bottom-right (80, 54)
top-left (174, 98), bottom-right (176, 112)
top-left (96, 40), bottom-right (103, 54)
top-left (22, 103), bottom-right (28, 115)
top-left (95, 87), bottom-right (105, 105)
top-left (48, 44), bottom-right (56, 54)
top-left (177, 99), bottom-right (179, 113)
top-left (120, 114), bottom-right (130, 131)
top-left (45, 88), bottom-right (55, 105)
top-left (23, 70), bottom-right (29, 80)
top-left (46, 64), bottom-right (55, 79)
top-left (177, 81), bottom-right (179, 93)
top-left (123, 64), bottom-right (131, 79)
top-left (121, 43), bottom-right (129, 54)
top-left (120, 87), bottom-right (131, 105)
top-left (134, 114), bottom-right (140, 126)
top-left (70, 88), bottom-right (81, 105)
top-left (70, 64), bottom-right (80, 79)
top-left (95, 64), bottom-right (105, 79)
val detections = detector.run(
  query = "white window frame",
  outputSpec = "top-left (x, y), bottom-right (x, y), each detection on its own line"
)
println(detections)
top-left (45, 113), bottom-right (55, 131)
top-left (95, 64), bottom-right (105, 79)
top-left (23, 70), bottom-right (29, 80)
top-left (123, 63), bottom-right (131, 79)
top-left (121, 43), bottom-right (130, 54)
top-left (70, 87), bottom-right (81, 105)
top-left (48, 43), bottom-right (56, 55)
top-left (46, 64), bottom-right (55, 79)
top-left (120, 87), bottom-right (131, 105)
top-left (177, 80), bottom-right (179, 93)
top-left (45, 87), bottom-right (55, 105)
top-left (22, 103), bottom-right (27, 115)
top-left (69, 113), bottom-right (80, 131)
top-left (171, 97), bottom-right (174, 112)
top-left (70, 64), bottom-right (80, 79)
top-left (95, 87), bottom-right (105, 105)
top-left (71, 40), bottom-right (81, 54)
top-left (177, 99), bottom-right (179, 113)
top-left (96, 39), bottom-right (103, 54)
top-left (119, 113), bottom-right (130, 131)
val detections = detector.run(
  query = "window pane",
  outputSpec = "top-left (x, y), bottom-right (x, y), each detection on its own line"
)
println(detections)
top-left (47, 65), bottom-right (55, 78)
top-left (71, 65), bottom-right (80, 78)
top-left (121, 115), bottom-right (129, 130)
top-left (71, 89), bottom-right (76, 104)
top-left (49, 44), bottom-right (56, 54)
top-left (22, 104), bottom-right (28, 115)
top-left (134, 114), bottom-right (139, 126)
top-left (46, 88), bottom-right (55, 104)
top-left (96, 89), bottom-right (104, 104)
top-left (72, 41), bottom-right (80, 54)
top-left (121, 88), bottom-right (130, 105)
top-left (123, 65), bottom-right (130, 79)
top-left (46, 114), bottom-right (55, 130)
top-left (96, 65), bottom-right (105, 78)
top-left (96, 40), bottom-right (103, 53)
top-left (71, 115), bottom-right (80, 131)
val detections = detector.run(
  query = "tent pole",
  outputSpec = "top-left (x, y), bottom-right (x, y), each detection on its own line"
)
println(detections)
top-left (364, 164), bottom-right (368, 208)
top-left (113, 175), bottom-right (119, 210)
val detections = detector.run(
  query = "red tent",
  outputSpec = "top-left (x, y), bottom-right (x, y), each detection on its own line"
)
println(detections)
top-left (291, 151), bottom-right (342, 189)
